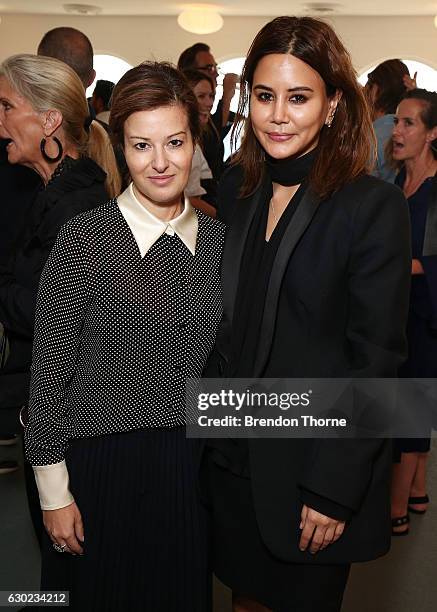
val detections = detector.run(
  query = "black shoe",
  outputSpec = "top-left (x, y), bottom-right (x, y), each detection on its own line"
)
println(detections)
top-left (391, 514), bottom-right (409, 536)
top-left (0, 460), bottom-right (19, 474)
top-left (408, 494), bottom-right (429, 515)
top-left (0, 434), bottom-right (19, 446)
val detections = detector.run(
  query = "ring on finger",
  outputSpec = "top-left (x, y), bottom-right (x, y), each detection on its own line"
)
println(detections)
top-left (52, 542), bottom-right (67, 553)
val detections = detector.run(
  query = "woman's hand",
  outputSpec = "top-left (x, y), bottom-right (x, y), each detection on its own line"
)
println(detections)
top-left (403, 72), bottom-right (417, 91)
top-left (43, 502), bottom-right (84, 555)
top-left (222, 73), bottom-right (239, 102)
top-left (299, 504), bottom-right (345, 554)
top-left (411, 258), bottom-right (424, 275)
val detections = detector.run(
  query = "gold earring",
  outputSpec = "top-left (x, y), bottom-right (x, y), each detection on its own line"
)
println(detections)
top-left (326, 107), bottom-right (337, 128)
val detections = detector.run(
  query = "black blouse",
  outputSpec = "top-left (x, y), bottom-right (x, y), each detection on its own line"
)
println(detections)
top-left (208, 180), bottom-right (306, 475)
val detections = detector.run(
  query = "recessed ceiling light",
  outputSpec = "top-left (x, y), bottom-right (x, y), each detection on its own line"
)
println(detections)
top-left (63, 4), bottom-right (102, 15)
top-left (303, 2), bottom-right (343, 14)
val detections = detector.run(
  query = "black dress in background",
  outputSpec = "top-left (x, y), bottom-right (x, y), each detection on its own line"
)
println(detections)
top-left (395, 170), bottom-right (437, 457)
top-left (0, 139), bottom-right (41, 430)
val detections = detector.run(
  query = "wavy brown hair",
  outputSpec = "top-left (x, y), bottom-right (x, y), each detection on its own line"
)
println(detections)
top-left (232, 16), bottom-right (375, 199)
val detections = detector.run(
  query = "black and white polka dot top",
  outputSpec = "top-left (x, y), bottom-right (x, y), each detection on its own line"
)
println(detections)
top-left (25, 200), bottom-right (225, 466)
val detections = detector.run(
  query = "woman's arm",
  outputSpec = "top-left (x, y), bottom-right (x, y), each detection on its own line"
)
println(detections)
top-left (24, 219), bottom-right (92, 553)
top-left (34, 462), bottom-right (84, 555)
top-left (25, 218), bottom-right (91, 492)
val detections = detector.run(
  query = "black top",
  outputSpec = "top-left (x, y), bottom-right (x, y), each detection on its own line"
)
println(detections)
top-left (0, 140), bottom-right (41, 265)
top-left (208, 181), bottom-right (305, 475)
top-left (25, 204), bottom-right (225, 466)
top-left (231, 183), bottom-right (305, 377)
top-left (396, 169), bottom-right (437, 324)
top-left (200, 123), bottom-right (224, 207)
top-left (0, 156), bottom-right (108, 409)
top-left (208, 150), bottom-right (315, 476)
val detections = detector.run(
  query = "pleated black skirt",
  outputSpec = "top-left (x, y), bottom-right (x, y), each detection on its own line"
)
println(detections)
top-left (41, 427), bottom-right (211, 612)
top-left (204, 457), bottom-right (350, 612)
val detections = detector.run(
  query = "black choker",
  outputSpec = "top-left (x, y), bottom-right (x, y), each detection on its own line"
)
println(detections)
top-left (266, 147), bottom-right (318, 186)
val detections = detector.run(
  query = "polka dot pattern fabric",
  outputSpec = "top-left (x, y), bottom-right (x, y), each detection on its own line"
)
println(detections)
top-left (25, 200), bottom-right (225, 466)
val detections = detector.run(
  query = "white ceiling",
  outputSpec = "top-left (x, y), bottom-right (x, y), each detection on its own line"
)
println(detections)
top-left (1, 0), bottom-right (437, 17)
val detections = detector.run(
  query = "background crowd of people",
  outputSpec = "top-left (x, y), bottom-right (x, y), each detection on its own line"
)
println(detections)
top-left (0, 15), bottom-right (436, 612)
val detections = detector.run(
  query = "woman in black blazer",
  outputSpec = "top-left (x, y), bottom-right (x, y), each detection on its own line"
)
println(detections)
top-left (203, 16), bottom-right (411, 612)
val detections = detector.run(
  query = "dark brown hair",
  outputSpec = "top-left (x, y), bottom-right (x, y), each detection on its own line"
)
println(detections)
top-left (386, 88), bottom-right (437, 167)
top-left (183, 70), bottom-right (220, 142)
top-left (177, 43), bottom-right (210, 71)
top-left (232, 16), bottom-right (375, 199)
top-left (182, 69), bottom-right (215, 92)
top-left (366, 59), bottom-right (410, 115)
top-left (109, 62), bottom-right (201, 147)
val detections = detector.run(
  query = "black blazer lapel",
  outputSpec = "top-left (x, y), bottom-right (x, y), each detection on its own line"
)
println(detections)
top-left (221, 182), bottom-right (266, 326)
top-left (253, 188), bottom-right (321, 376)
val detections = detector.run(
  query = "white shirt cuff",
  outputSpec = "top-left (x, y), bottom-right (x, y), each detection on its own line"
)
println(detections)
top-left (33, 460), bottom-right (75, 510)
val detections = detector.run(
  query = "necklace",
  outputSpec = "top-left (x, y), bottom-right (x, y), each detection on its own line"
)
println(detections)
top-left (270, 199), bottom-right (278, 224)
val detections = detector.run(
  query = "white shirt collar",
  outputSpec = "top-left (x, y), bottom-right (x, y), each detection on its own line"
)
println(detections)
top-left (117, 183), bottom-right (198, 257)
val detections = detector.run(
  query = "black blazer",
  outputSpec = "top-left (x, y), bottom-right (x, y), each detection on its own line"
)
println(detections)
top-left (207, 166), bottom-right (411, 564)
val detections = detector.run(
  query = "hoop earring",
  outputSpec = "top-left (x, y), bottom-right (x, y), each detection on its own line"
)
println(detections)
top-left (40, 137), bottom-right (63, 163)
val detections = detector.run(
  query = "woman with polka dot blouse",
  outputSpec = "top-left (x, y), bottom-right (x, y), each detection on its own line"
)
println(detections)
top-left (24, 62), bottom-right (225, 611)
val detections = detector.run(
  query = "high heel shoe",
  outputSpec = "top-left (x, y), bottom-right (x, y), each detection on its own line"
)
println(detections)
top-left (408, 494), bottom-right (429, 515)
top-left (391, 514), bottom-right (409, 536)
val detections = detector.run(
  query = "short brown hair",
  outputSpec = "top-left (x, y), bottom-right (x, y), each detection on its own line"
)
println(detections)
top-left (109, 62), bottom-right (201, 147)
top-left (233, 16), bottom-right (375, 199)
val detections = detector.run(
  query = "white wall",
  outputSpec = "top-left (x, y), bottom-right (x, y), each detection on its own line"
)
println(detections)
top-left (0, 13), bottom-right (437, 75)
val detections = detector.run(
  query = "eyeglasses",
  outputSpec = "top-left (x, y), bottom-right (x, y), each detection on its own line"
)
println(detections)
top-left (197, 64), bottom-right (219, 75)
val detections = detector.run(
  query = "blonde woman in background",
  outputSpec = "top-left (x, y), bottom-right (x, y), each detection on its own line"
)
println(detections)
top-left (0, 53), bottom-right (120, 543)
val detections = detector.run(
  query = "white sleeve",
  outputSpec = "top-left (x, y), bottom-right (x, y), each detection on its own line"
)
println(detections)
top-left (33, 460), bottom-right (75, 510)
